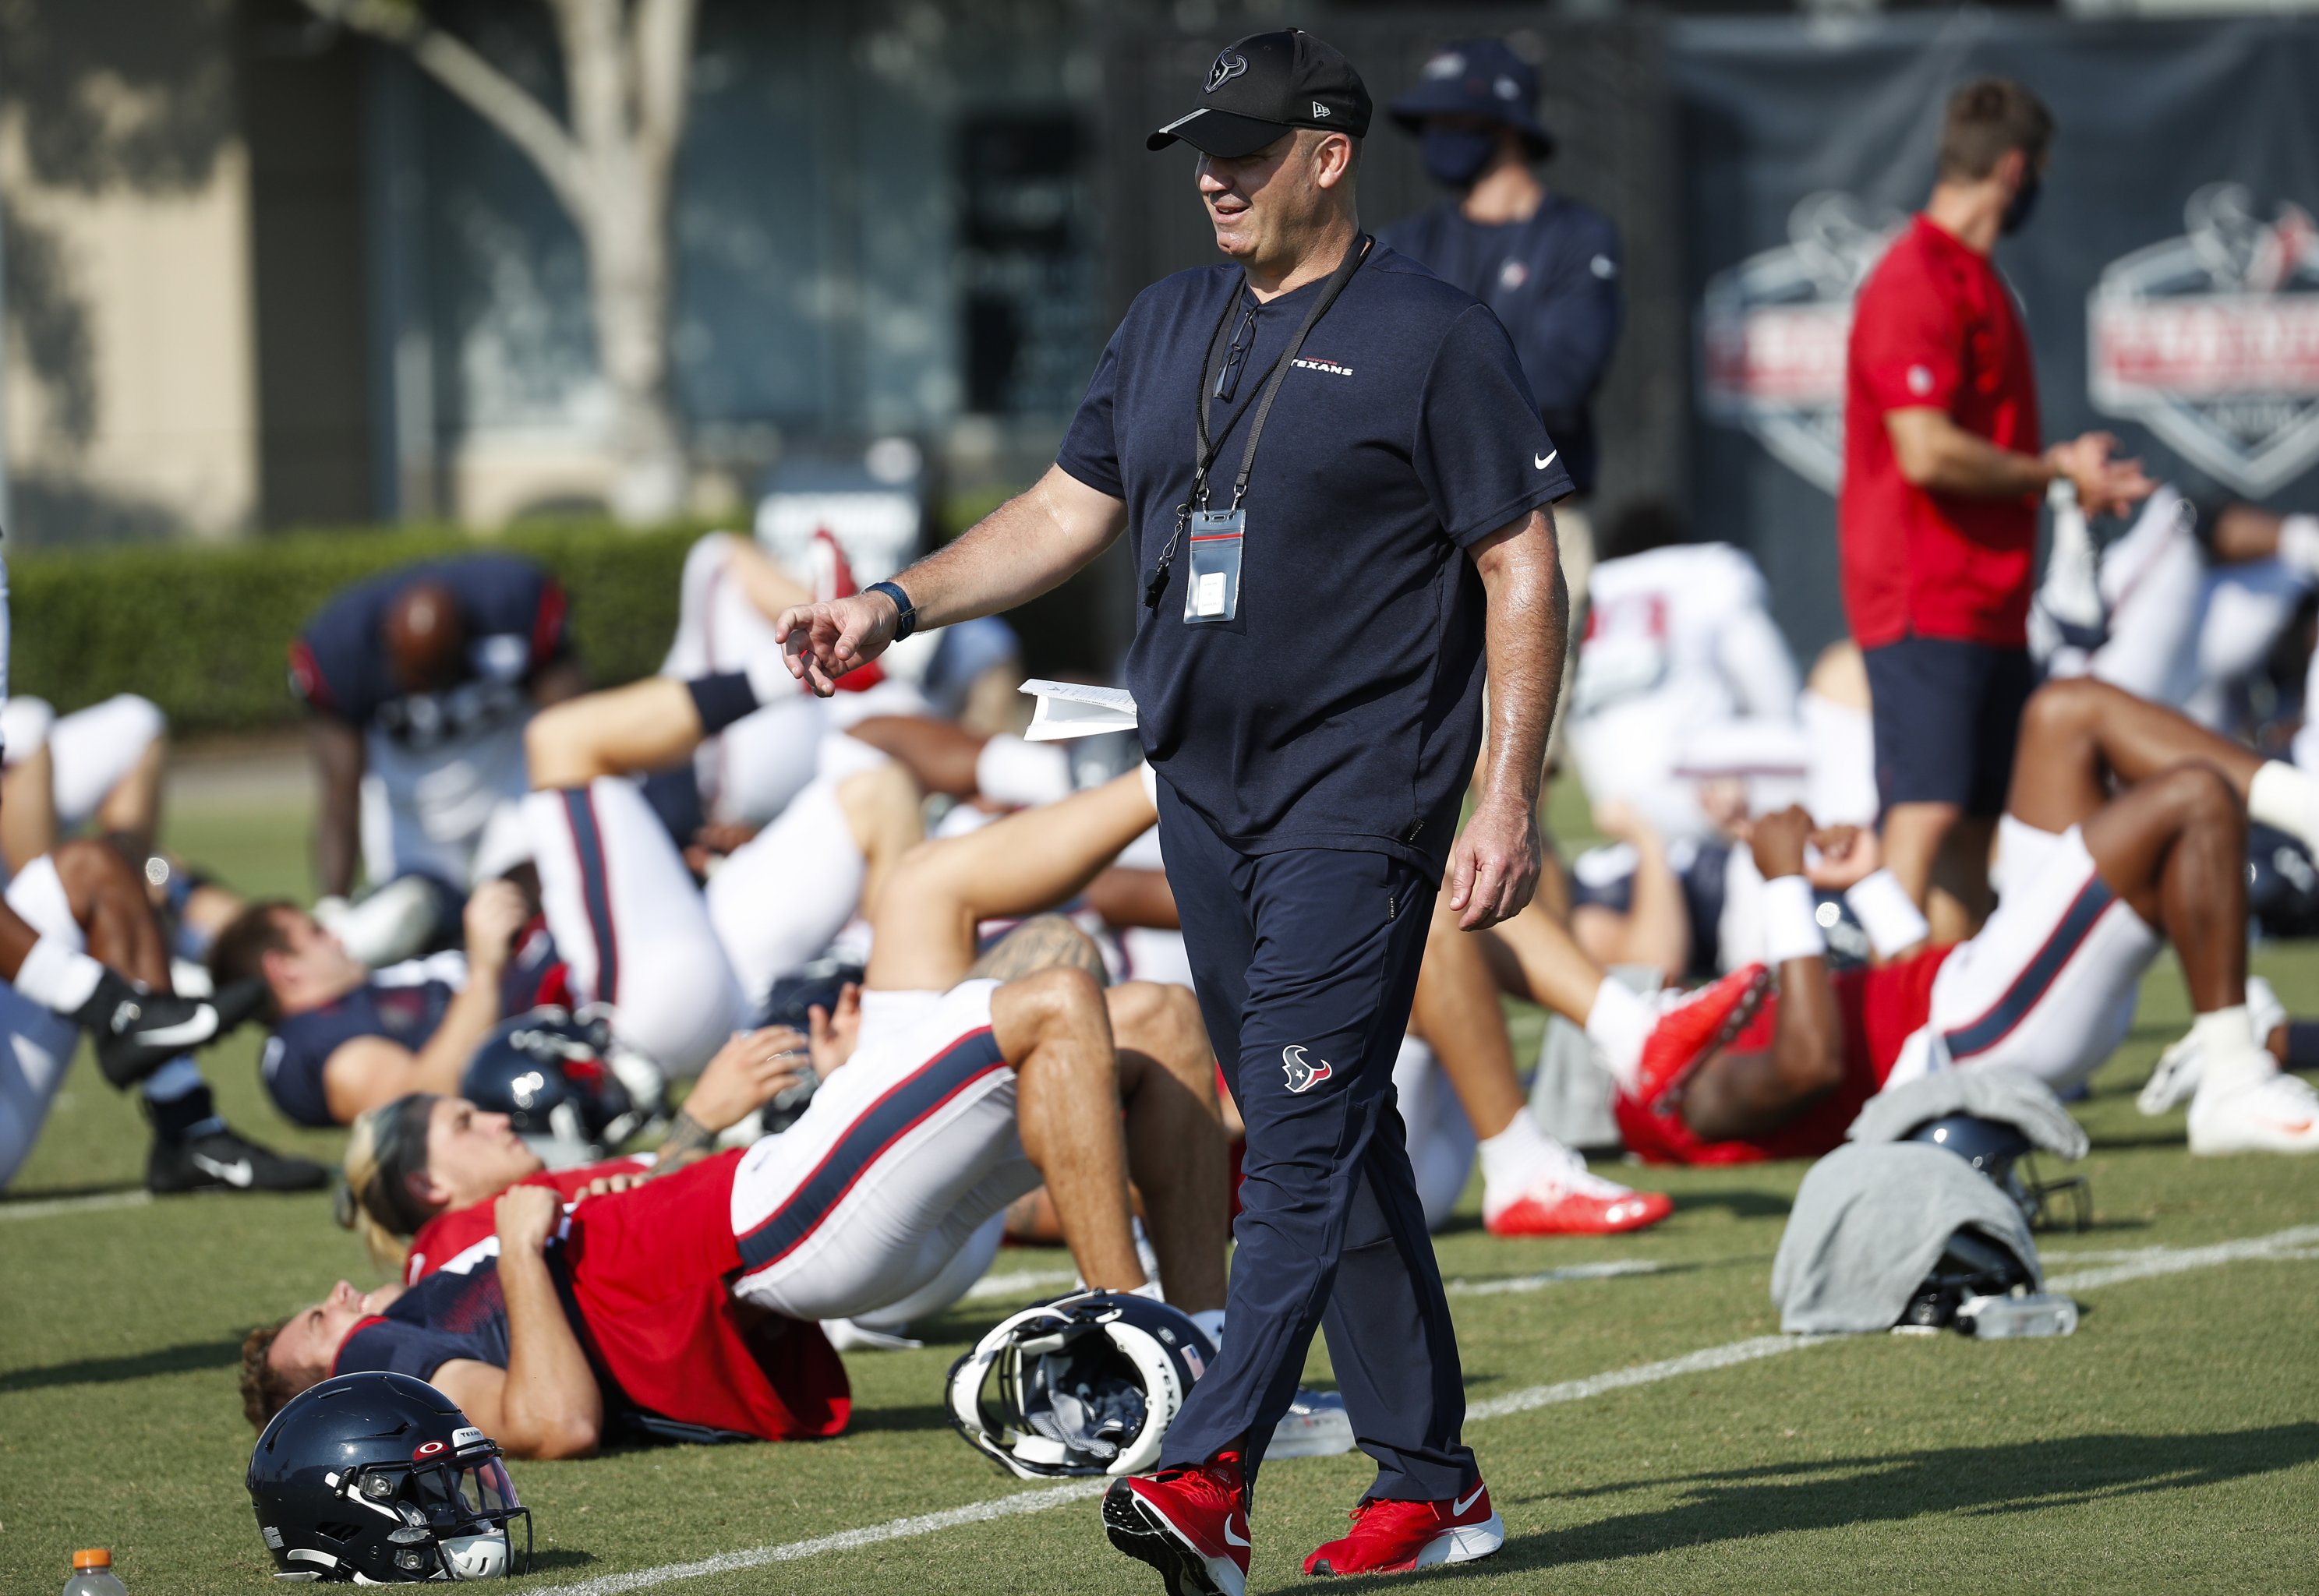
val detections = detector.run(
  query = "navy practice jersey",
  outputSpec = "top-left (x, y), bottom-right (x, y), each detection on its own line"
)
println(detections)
top-left (1059, 244), bottom-right (1570, 871)
top-left (289, 554), bottom-right (570, 749)
top-left (338, 1255), bottom-right (520, 1383)
top-left (263, 955), bottom-right (465, 1128)
top-left (1379, 195), bottom-right (1622, 496)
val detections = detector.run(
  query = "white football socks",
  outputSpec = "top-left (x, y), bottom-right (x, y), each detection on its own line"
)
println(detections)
top-left (1585, 979), bottom-right (1653, 1095)
top-left (13, 934), bottom-right (104, 1015)
top-left (2188, 1004), bottom-right (2275, 1095)
top-left (2247, 761), bottom-right (2319, 855)
top-left (974, 735), bottom-right (1073, 809)
top-left (1477, 1107), bottom-right (1561, 1209)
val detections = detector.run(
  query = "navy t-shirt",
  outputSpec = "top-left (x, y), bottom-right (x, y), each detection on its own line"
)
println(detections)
top-left (1378, 196), bottom-right (1622, 496)
top-left (289, 554), bottom-right (569, 747)
top-left (263, 956), bottom-right (465, 1128)
top-left (339, 1256), bottom-right (519, 1382)
top-left (1058, 244), bottom-right (1570, 870)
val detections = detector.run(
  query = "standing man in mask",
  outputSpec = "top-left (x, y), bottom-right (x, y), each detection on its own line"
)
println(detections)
top-left (1382, 38), bottom-right (1621, 666)
top-left (1840, 78), bottom-right (2151, 943)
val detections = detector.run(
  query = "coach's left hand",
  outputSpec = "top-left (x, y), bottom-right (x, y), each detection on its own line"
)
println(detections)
top-left (1448, 795), bottom-right (1541, 932)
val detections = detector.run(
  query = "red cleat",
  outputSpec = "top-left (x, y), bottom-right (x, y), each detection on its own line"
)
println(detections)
top-left (1485, 1173), bottom-right (1674, 1237)
top-left (1304, 1482), bottom-right (1505, 1577)
top-left (1103, 1453), bottom-right (1250, 1596)
top-left (1632, 963), bottom-right (1772, 1118)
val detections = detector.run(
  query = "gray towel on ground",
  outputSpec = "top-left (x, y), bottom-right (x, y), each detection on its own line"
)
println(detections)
top-left (1769, 1142), bottom-right (2041, 1333)
top-left (1846, 1066), bottom-right (2090, 1160)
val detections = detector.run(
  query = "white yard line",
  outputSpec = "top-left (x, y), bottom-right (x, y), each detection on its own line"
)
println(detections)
top-left (0, 1189), bottom-right (153, 1222)
top-left (1446, 1259), bottom-right (1662, 1297)
top-left (437, 1220), bottom-right (2319, 1596)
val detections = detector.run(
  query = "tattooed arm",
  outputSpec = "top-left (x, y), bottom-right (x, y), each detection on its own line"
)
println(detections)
top-left (965, 913), bottom-right (1110, 983)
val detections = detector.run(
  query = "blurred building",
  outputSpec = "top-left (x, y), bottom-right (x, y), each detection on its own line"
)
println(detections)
top-left (2, 0), bottom-right (2314, 558)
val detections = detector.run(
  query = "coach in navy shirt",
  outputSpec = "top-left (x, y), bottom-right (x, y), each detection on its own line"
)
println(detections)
top-left (777, 30), bottom-right (1567, 1585)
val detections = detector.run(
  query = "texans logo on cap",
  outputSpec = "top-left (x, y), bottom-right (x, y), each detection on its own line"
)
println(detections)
top-left (1207, 52), bottom-right (1249, 92)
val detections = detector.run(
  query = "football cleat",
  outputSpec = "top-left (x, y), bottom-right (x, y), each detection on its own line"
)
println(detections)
top-left (2142, 980), bottom-right (2288, 1117)
top-left (1485, 1162), bottom-right (1674, 1237)
top-left (2186, 1065), bottom-right (2319, 1155)
top-left (1304, 1482), bottom-right (1505, 1577)
top-left (1102, 1453), bottom-right (1250, 1596)
top-left (147, 1124), bottom-right (329, 1195)
top-left (79, 971), bottom-right (266, 1089)
top-left (1268, 1387), bottom-right (1355, 1459)
top-left (1633, 964), bottom-right (1772, 1117)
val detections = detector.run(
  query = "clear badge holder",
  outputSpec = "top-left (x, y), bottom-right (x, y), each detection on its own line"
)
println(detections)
top-left (1183, 507), bottom-right (1245, 623)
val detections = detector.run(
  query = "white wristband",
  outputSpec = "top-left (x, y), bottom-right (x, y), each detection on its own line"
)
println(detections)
top-left (1845, 867), bottom-right (1932, 959)
top-left (1760, 874), bottom-right (1826, 966)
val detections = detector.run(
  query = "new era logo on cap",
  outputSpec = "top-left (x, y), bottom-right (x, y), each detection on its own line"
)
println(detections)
top-left (1148, 29), bottom-right (1373, 157)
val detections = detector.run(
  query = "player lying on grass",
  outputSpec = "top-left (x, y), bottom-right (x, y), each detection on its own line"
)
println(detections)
top-left (244, 926), bottom-right (1233, 1454)
top-left (1494, 676), bottom-right (2319, 1163)
top-left (208, 671), bottom-right (924, 1126)
top-left (0, 837), bottom-right (319, 1195)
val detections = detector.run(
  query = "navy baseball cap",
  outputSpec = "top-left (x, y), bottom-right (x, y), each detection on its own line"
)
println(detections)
top-left (1147, 29), bottom-right (1373, 159)
top-left (1387, 38), bottom-right (1554, 157)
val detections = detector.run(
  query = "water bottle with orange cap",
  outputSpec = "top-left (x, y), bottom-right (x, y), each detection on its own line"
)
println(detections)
top-left (62, 1548), bottom-right (128, 1595)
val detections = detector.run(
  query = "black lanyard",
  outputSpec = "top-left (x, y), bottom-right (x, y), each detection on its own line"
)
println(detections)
top-left (1143, 234), bottom-right (1373, 609)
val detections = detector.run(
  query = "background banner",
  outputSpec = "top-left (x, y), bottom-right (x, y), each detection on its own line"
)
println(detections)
top-left (1673, 12), bottom-right (2319, 653)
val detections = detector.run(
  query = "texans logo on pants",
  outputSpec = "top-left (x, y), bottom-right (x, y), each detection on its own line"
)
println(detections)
top-left (1281, 1044), bottom-right (1334, 1093)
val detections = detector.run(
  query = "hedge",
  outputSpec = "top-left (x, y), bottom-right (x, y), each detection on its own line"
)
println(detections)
top-left (10, 521), bottom-right (709, 734)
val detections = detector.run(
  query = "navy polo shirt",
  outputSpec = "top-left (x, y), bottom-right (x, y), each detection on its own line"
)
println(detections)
top-left (1379, 196), bottom-right (1622, 496)
top-left (1059, 244), bottom-right (1570, 871)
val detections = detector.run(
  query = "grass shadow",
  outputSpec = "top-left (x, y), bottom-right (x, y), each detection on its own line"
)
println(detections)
top-left (1663, 1188), bottom-right (1801, 1220)
top-left (1317, 1425), bottom-right (2319, 1591)
top-left (0, 1338), bottom-right (242, 1393)
top-left (844, 1402), bottom-right (962, 1437)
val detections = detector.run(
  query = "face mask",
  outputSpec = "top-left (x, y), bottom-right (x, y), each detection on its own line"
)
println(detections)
top-left (2000, 168), bottom-right (2042, 235)
top-left (1421, 127), bottom-right (1498, 190)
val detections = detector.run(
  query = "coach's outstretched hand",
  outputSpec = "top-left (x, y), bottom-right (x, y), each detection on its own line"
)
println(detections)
top-left (775, 592), bottom-right (900, 697)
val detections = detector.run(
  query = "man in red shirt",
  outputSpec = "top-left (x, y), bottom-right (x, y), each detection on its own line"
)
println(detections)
top-left (1840, 79), bottom-right (2152, 940)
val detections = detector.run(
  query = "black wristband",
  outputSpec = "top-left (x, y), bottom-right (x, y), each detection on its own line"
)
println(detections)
top-left (865, 580), bottom-right (917, 642)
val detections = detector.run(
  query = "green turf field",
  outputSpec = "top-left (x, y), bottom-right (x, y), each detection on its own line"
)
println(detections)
top-left (3, 782), bottom-right (2317, 1595)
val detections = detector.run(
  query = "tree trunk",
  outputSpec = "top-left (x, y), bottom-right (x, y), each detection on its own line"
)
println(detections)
top-left (587, 162), bottom-right (686, 524)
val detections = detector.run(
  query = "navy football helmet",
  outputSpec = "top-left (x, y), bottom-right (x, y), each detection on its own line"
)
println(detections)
top-left (948, 1291), bottom-right (1214, 1478)
top-left (1894, 1227), bottom-right (2036, 1332)
top-left (1908, 1112), bottom-right (2091, 1232)
top-left (461, 1008), bottom-right (662, 1167)
top-left (248, 1372), bottom-right (529, 1581)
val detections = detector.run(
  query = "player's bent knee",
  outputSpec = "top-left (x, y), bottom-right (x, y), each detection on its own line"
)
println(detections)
top-left (995, 964), bottom-right (1108, 1054)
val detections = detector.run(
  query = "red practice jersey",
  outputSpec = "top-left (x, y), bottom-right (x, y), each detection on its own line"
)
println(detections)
top-left (1839, 215), bottom-right (2042, 650)
top-left (405, 1151), bottom-right (850, 1444)
top-left (1616, 947), bottom-right (1954, 1166)
top-left (403, 1156), bottom-right (651, 1285)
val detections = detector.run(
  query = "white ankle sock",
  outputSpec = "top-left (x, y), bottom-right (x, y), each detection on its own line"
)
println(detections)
top-left (2190, 1005), bottom-right (2275, 1093)
top-left (1190, 1307), bottom-right (1227, 1348)
top-left (974, 735), bottom-right (1073, 808)
top-left (14, 935), bottom-right (104, 1015)
top-left (1585, 980), bottom-right (1653, 1095)
top-left (1477, 1108), bottom-right (1561, 1207)
top-left (2278, 514), bottom-right (2319, 581)
top-left (2248, 761), bottom-right (2319, 853)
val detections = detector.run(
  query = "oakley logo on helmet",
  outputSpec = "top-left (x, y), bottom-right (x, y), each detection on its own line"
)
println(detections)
top-left (413, 1440), bottom-right (447, 1460)
top-left (1281, 1044), bottom-right (1334, 1093)
top-left (1207, 52), bottom-right (1248, 92)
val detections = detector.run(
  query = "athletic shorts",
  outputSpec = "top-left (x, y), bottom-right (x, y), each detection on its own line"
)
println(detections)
top-left (726, 980), bottom-right (1038, 1322)
top-left (1920, 822), bottom-right (2157, 1091)
top-left (1862, 637), bottom-right (2034, 816)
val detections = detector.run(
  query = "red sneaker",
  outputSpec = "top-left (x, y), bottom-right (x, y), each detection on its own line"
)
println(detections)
top-left (1303, 1483), bottom-right (1504, 1577)
top-left (1103, 1453), bottom-right (1251, 1596)
top-left (1485, 1170), bottom-right (1674, 1237)
top-left (1632, 964), bottom-right (1772, 1118)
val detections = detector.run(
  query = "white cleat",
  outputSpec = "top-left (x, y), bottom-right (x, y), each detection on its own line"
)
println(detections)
top-left (2187, 1066), bottom-right (2319, 1155)
top-left (2144, 980), bottom-right (2286, 1117)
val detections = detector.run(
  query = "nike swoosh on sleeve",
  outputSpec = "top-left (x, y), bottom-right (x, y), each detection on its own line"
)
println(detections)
top-left (1533, 451), bottom-right (1559, 471)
